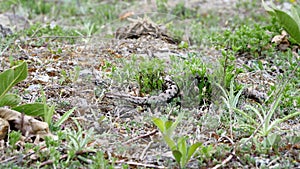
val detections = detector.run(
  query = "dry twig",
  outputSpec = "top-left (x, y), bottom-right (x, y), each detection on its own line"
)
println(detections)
top-left (124, 129), bottom-right (158, 144)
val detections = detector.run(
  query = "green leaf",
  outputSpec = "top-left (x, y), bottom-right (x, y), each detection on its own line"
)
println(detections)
top-left (165, 120), bottom-right (173, 130)
top-left (152, 117), bottom-right (166, 133)
top-left (291, 6), bottom-right (300, 29)
top-left (13, 103), bottom-right (48, 117)
top-left (172, 150), bottom-right (182, 166)
top-left (44, 105), bottom-right (55, 125)
top-left (287, 135), bottom-right (300, 144)
top-left (166, 112), bottom-right (184, 136)
top-left (187, 142), bottom-right (202, 162)
top-left (233, 84), bottom-right (245, 108)
top-left (163, 134), bottom-right (176, 150)
top-left (177, 137), bottom-right (188, 167)
top-left (0, 94), bottom-right (21, 107)
top-left (54, 107), bottom-right (76, 127)
top-left (234, 108), bottom-right (258, 126)
top-left (268, 111), bottom-right (300, 134)
top-left (274, 9), bottom-right (300, 44)
top-left (264, 93), bottom-right (282, 134)
top-left (267, 133), bottom-right (281, 146)
top-left (261, 0), bottom-right (275, 15)
top-left (246, 105), bottom-right (264, 124)
top-left (0, 62), bottom-right (28, 98)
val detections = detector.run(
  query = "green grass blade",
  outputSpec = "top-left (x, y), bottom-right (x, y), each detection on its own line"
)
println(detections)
top-left (167, 112), bottom-right (184, 136)
top-left (268, 111), bottom-right (300, 134)
top-left (234, 108), bottom-right (258, 126)
top-left (233, 85), bottom-right (245, 108)
top-left (265, 93), bottom-right (282, 129)
top-left (187, 142), bottom-right (202, 163)
top-left (55, 107), bottom-right (76, 127)
top-left (177, 137), bottom-right (187, 167)
top-left (215, 83), bottom-right (229, 101)
top-left (245, 105), bottom-right (264, 123)
top-left (163, 134), bottom-right (176, 150)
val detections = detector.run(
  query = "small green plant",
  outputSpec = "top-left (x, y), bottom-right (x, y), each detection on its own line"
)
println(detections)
top-left (168, 53), bottom-right (212, 107)
top-left (0, 62), bottom-right (48, 113)
top-left (8, 131), bottom-right (22, 149)
top-left (136, 58), bottom-right (165, 95)
top-left (48, 47), bottom-right (63, 55)
top-left (0, 62), bottom-right (75, 128)
top-left (265, 133), bottom-right (281, 153)
top-left (156, 0), bottom-right (168, 13)
top-left (213, 24), bottom-right (274, 56)
top-left (184, 56), bottom-right (212, 105)
top-left (218, 50), bottom-right (243, 90)
top-left (199, 144), bottom-right (214, 160)
top-left (66, 119), bottom-right (96, 163)
top-left (114, 58), bottom-right (173, 99)
top-left (263, 0), bottom-right (300, 44)
top-left (75, 22), bottom-right (97, 43)
top-left (24, 22), bottom-right (77, 44)
top-left (152, 113), bottom-right (202, 168)
top-left (239, 132), bottom-right (283, 156)
top-left (114, 57), bottom-right (165, 95)
top-left (171, 2), bottom-right (197, 19)
top-left (234, 93), bottom-right (300, 137)
top-left (59, 66), bottom-right (81, 85)
top-left (178, 41), bottom-right (189, 49)
top-left (216, 80), bottom-right (245, 139)
top-left (172, 136), bottom-right (202, 169)
top-left (91, 151), bottom-right (115, 169)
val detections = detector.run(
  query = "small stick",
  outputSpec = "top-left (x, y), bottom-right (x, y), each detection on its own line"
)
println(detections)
top-left (114, 160), bottom-right (165, 169)
top-left (211, 154), bottom-right (233, 169)
top-left (212, 134), bottom-right (236, 169)
top-left (124, 129), bottom-right (158, 144)
top-left (140, 140), bottom-right (154, 160)
top-left (0, 146), bottom-right (46, 164)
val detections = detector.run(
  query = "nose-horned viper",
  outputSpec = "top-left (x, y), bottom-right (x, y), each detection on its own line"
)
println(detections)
top-left (105, 75), bottom-right (180, 105)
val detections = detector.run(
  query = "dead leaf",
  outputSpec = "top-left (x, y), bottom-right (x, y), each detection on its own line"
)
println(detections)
top-left (0, 118), bottom-right (9, 140)
top-left (271, 30), bottom-right (290, 51)
top-left (271, 30), bottom-right (288, 44)
top-left (0, 108), bottom-right (57, 142)
top-left (115, 16), bottom-right (176, 44)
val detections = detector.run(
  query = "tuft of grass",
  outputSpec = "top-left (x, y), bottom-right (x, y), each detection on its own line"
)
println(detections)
top-left (212, 24), bottom-right (276, 57)
top-left (113, 56), bottom-right (165, 95)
